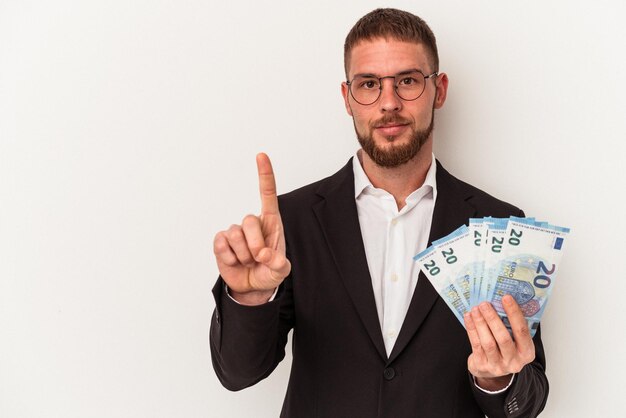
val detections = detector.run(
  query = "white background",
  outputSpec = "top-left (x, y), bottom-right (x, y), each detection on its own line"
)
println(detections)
top-left (1, 1), bottom-right (625, 417)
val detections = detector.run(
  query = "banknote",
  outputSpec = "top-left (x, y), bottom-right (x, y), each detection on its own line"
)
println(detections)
top-left (415, 216), bottom-right (570, 335)
top-left (414, 244), bottom-right (469, 325)
top-left (487, 218), bottom-right (570, 336)
top-left (468, 219), bottom-right (486, 306)
top-left (431, 225), bottom-right (477, 309)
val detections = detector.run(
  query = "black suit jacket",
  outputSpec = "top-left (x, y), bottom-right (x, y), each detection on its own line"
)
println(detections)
top-left (210, 159), bottom-right (548, 418)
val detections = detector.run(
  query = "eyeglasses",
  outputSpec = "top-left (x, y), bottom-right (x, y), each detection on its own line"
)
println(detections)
top-left (346, 70), bottom-right (438, 106)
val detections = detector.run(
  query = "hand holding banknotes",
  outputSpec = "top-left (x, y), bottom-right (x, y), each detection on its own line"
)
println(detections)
top-left (213, 153), bottom-right (291, 305)
top-left (464, 295), bottom-right (535, 391)
top-left (415, 216), bottom-right (570, 390)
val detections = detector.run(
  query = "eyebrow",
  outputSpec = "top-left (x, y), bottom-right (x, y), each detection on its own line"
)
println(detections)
top-left (352, 68), bottom-right (422, 78)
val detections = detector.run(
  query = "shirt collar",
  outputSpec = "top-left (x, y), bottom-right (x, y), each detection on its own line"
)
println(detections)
top-left (352, 150), bottom-right (438, 202)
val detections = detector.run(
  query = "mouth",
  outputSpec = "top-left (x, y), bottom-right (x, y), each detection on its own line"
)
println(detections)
top-left (374, 123), bottom-right (409, 137)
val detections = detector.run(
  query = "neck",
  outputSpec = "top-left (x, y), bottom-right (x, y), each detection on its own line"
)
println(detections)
top-left (358, 139), bottom-right (433, 210)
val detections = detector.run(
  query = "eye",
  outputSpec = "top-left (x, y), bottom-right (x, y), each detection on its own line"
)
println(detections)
top-left (358, 79), bottom-right (379, 89)
top-left (398, 76), bottom-right (417, 86)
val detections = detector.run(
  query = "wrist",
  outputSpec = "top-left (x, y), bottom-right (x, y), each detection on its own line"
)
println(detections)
top-left (475, 374), bottom-right (513, 391)
top-left (230, 288), bottom-right (275, 306)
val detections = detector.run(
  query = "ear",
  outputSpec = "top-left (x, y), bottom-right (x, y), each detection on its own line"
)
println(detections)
top-left (433, 73), bottom-right (449, 109)
top-left (341, 82), bottom-right (353, 116)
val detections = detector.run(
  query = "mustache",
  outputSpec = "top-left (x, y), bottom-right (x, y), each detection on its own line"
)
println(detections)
top-left (371, 115), bottom-right (412, 128)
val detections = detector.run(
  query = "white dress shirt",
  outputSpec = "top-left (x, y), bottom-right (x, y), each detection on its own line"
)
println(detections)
top-left (352, 151), bottom-right (437, 357)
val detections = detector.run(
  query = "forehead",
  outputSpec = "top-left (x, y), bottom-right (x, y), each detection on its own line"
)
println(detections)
top-left (347, 38), bottom-right (431, 78)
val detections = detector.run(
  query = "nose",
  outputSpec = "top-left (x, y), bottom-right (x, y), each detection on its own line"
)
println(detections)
top-left (378, 78), bottom-right (402, 112)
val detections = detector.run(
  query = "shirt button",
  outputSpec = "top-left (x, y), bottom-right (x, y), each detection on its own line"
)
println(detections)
top-left (391, 218), bottom-right (398, 226)
top-left (390, 273), bottom-right (398, 282)
top-left (387, 329), bottom-right (397, 338)
top-left (383, 367), bottom-right (396, 380)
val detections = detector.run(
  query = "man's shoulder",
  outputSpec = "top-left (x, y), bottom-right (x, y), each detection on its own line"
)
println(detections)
top-left (437, 161), bottom-right (524, 217)
top-left (277, 158), bottom-right (353, 213)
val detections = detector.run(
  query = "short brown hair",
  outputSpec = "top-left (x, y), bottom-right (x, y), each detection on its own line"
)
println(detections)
top-left (344, 8), bottom-right (439, 78)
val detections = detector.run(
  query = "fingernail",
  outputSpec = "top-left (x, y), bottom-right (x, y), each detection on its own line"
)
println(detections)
top-left (503, 295), bottom-right (514, 305)
top-left (479, 302), bottom-right (489, 311)
top-left (258, 248), bottom-right (270, 263)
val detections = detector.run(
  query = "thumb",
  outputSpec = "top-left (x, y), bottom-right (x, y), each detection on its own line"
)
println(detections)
top-left (258, 247), bottom-right (291, 279)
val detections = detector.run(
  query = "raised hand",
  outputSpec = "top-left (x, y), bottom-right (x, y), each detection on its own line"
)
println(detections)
top-left (213, 153), bottom-right (291, 305)
top-left (464, 295), bottom-right (536, 391)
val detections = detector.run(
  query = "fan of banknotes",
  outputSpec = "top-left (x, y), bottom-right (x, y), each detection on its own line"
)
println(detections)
top-left (414, 217), bottom-right (570, 337)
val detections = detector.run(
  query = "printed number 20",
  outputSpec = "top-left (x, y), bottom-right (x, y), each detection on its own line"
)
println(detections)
top-left (424, 260), bottom-right (440, 276)
top-left (441, 248), bottom-right (457, 264)
top-left (534, 261), bottom-right (555, 288)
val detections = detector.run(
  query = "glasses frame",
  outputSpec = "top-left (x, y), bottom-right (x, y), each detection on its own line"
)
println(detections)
top-left (346, 70), bottom-right (439, 106)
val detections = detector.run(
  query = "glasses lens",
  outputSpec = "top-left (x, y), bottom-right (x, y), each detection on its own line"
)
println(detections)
top-left (395, 71), bottom-right (426, 101)
top-left (350, 76), bottom-right (381, 105)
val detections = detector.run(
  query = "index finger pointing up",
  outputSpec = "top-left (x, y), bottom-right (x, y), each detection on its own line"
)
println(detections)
top-left (256, 153), bottom-right (279, 215)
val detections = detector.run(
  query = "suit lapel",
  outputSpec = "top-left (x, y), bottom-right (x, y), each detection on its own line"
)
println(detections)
top-left (313, 159), bottom-right (388, 362)
top-left (387, 161), bottom-right (477, 363)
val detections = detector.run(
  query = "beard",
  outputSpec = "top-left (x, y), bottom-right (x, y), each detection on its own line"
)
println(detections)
top-left (355, 108), bottom-right (435, 168)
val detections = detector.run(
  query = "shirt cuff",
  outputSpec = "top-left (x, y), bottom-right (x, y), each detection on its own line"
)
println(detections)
top-left (225, 284), bottom-right (278, 305)
top-left (473, 374), bottom-right (515, 394)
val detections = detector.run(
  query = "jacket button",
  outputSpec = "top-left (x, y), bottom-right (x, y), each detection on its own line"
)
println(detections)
top-left (383, 367), bottom-right (395, 380)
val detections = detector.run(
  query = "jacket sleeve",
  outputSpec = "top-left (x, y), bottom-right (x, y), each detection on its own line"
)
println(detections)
top-left (209, 274), bottom-right (295, 391)
top-left (469, 324), bottom-right (549, 417)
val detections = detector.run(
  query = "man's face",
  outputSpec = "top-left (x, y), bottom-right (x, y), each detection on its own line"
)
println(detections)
top-left (341, 38), bottom-right (448, 168)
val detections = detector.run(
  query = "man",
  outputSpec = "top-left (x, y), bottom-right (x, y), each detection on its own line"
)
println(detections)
top-left (211, 8), bottom-right (548, 418)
